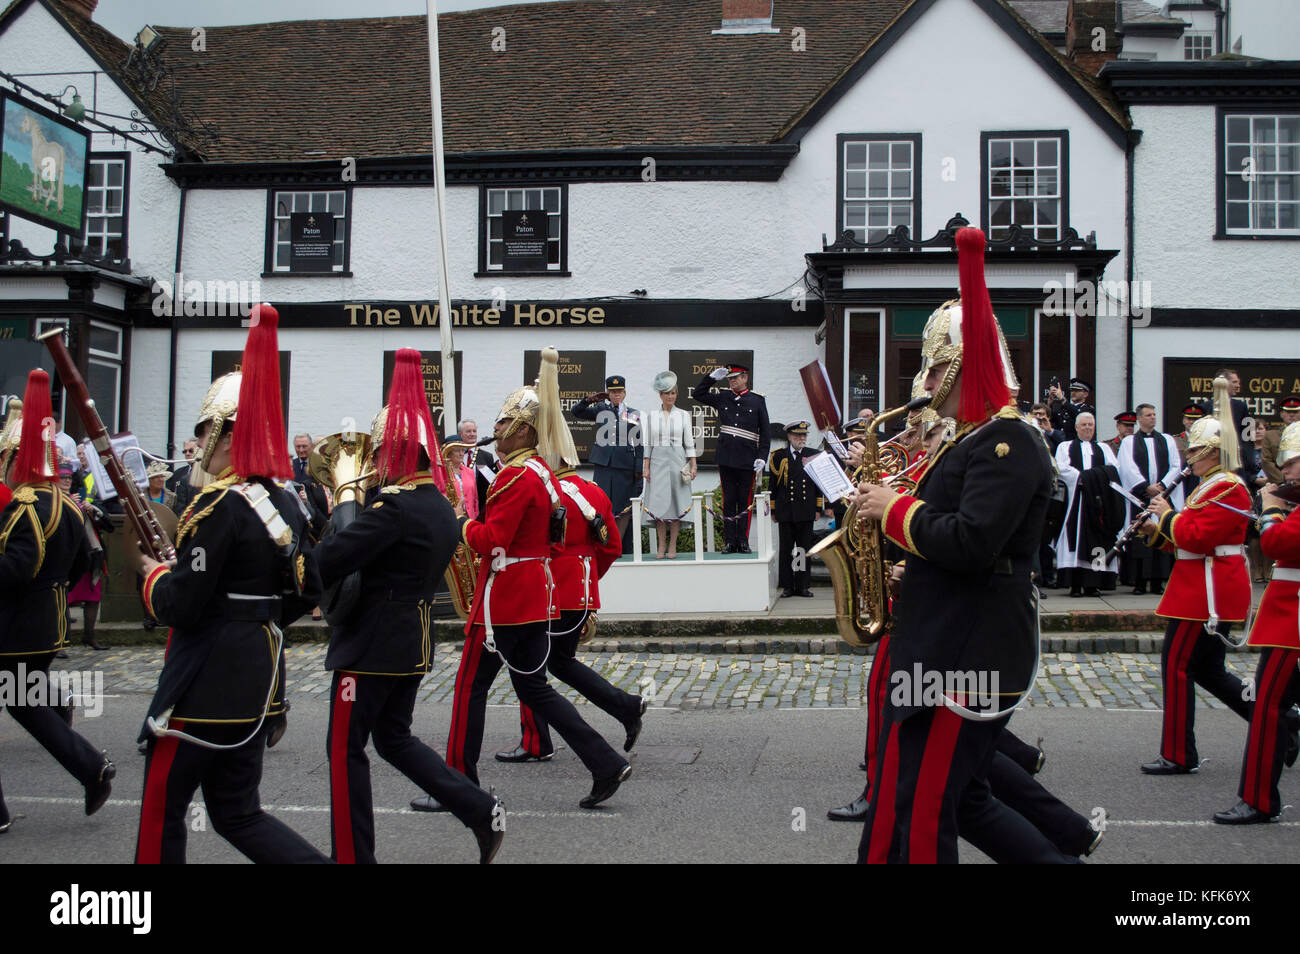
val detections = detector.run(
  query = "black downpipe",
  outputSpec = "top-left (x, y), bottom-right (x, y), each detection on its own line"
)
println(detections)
top-left (166, 186), bottom-right (188, 458)
top-left (1124, 128), bottom-right (1141, 413)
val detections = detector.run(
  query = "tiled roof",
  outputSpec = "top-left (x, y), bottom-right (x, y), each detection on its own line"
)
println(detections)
top-left (14, 0), bottom-right (1128, 163)
top-left (1008, 0), bottom-right (1185, 34)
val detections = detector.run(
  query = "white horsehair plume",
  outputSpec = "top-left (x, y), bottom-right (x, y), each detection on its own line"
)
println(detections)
top-left (1210, 375), bottom-right (1240, 472)
top-left (535, 346), bottom-right (579, 471)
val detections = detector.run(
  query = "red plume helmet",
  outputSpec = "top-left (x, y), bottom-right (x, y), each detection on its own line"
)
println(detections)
top-left (955, 228), bottom-right (1010, 423)
top-left (11, 369), bottom-right (57, 484)
top-left (230, 303), bottom-right (291, 480)
top-left (377, 348), bottom-right (442, 483)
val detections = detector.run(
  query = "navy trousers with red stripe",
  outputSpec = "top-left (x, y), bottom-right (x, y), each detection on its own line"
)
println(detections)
top-left (851, 634), bottom-right (894, 800)
top-left (859, 703), bottom-right (1074, 864)
top-left (446, 621), bottom-right (626, 786)
top-left (517, 610), bottom-right (642, 756)
top-left (718, 466), bottom-right (755, 550)
top-left (1159, 619), bottom-right (1252, 767)
top-left (1238, 647), bottom-right (1300, 816)
top-left (327, 671), bottom-right (493, 864)
top-left (0, 656), bottom-right (104, 827)
top-left (135, 721), bottom-right (328, 864)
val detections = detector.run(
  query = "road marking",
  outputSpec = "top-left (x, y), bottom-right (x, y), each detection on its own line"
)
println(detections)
top-left (7, 795), bottom-right (620, 819)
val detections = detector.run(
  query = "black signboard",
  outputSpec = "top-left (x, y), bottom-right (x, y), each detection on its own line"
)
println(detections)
top-left (210, 351), bottom-right (290, 423)
top-left (669, 350), bottom-right (754, 467)
top-left (289, 212), bottom-right (336, 273)
top-left (1162, 358), bottom-right (1300, 434)
top-left (501, 210), bottom-right (548, 272)
top-left (381, 350), bottom-right (463, 437)
top-left (523, 350), bottom-right (605, 462)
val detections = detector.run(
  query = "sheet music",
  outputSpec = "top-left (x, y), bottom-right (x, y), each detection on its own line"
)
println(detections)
top-left (824, 432), bottom-right (849, 461)
top-left (804, 451), bottom-right (856, 503)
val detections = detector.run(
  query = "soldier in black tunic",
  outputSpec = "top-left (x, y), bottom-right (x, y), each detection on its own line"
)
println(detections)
top-left (768, 421), bottom-right (822, 597)
top-left (0, 369), bottom-right (115, 834)
top-left (135, 305), bottom-right (328, 864)
top-left (314, 348), bottom-right (502, 864)
top-left (692, 364), bottom-right (770, 552)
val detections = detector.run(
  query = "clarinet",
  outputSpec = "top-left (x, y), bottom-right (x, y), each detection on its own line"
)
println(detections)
top-left (37, 328), bottom-right (177, 562)
top-left (1105, 463), bottom-right (1194, 562)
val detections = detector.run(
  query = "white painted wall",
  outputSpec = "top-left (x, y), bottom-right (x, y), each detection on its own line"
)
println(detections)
top-left (0, 2), bottom-right (180, 277)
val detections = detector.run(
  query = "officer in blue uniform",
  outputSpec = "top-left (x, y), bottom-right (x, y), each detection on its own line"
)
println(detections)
top-left (574, 375), bottom-right (643, 554)
top-left (693, 364), bottom-right (770, 553)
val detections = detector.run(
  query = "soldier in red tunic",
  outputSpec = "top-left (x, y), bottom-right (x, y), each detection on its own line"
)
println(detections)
top-left (1140, 377), bottom-right (1264, 775)
top-left (1214, 421), bottom-right (1300, 822)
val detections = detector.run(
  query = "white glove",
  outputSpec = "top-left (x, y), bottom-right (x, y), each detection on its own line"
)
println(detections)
top-left (709, 367), bottom-right (729, 381)
top-left (753, 458), bottom-right (766, 476)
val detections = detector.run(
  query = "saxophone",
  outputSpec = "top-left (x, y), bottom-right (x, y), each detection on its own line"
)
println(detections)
top-left (809, 396), bottom-right (930, 646)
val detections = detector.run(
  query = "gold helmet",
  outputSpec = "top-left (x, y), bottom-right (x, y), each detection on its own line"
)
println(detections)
top-left (919, 301), bottom-right (1019, 408)
top-left (495, 384), bottom-right (541, 442)
top-left (1186, 376), bottom-right (1241, 471)
top-left (1278, 420), bottom-right (1300, 467)
top-left (194, 372), bottom-right (241, 473)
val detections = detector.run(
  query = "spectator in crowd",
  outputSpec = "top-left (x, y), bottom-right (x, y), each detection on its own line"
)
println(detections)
top-left (1116, 403), bottom-right (1183, 595)
top-left (1261, 396), bottom-right (1300, 484)
top-left (290, 431), bottom-right (330, 517)
top-left (1031, 402), bottom-right (1065, 449)
top-left (166, 438), bottom-right (199, 515)
top-left (458, 418), bottom-right (497, 517)
top-left (144, 460), bottom-right (175, 510)
top-left (442, 436), bottom-right (478, 521)
top-left (63, 458), bottom-right (114, 651)
top-left (1106, 410), bottom-right (1136, 457)
top-left (1054, 413), bottom-right (1123, 597)
top-left (1049, 379), bottom-right (1095, 443)
top-left (1175, 404), bottom-right (1207, 497)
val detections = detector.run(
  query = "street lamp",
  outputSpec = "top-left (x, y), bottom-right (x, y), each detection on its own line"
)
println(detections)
top-left (59, 85), bottom-right (84, 121)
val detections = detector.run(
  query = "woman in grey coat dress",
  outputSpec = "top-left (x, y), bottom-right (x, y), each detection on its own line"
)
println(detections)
top-left (641, 371), bottom-right (697, 559)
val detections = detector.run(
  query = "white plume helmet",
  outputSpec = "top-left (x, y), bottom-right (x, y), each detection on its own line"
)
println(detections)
top-left (1186, 375), bottom-right (1241, 471)
top-left (535, 346), bottom-right (579, 471)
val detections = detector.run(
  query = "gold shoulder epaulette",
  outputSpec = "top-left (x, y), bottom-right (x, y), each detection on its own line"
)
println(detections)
top-left (380, 483), bottom-right (410, 495)
top-left (12, 486), bottom-right (36, 505)
top-left (994, 405), bottom-right (1022, 420)
top-left (176, 485), bottom-right (233, 546)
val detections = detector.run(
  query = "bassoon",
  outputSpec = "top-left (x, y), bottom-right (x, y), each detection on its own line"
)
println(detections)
top-left (37, 328), bottom-right (177, 562)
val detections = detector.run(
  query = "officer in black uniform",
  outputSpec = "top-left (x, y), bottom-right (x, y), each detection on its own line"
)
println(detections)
top-left (0, 369), bottom-right (115, 835)
top-left (574, 375), bottom-right (643, 555)
top-left (693, 364), bottom-right (770, 552)
top-left (1049, 379), bottom-right (1095, 443)
top-left (313, 348), bottom-right (502, 864)
top-left (768, 421), bottom-right (822, 597)
top-left (135, 305), bottom-right (328, 864)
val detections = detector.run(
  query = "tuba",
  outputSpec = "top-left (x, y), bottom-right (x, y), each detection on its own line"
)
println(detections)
top-left (809, 395), bottom-right (930, 646)
top-left (309, 430), bottom-right (373, 626)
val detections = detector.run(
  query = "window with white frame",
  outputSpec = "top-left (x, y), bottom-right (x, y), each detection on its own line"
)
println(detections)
top-left (269, 190), bottom-right (348, 272)
top-left (87, 322), bottom-right (123, 434)
top-left (482, 186), bottom-right (564, 271)
top-left (73, 156), bottom-right (127, 260)
top-left (1223, 114), bottom-right (1300, 234)
top-left (839, 137), bottom-right (919, 243)
top-left (1183, 32), bottom-right (1214, 60)
top-left (985, 135), bottom-right (1065, 241)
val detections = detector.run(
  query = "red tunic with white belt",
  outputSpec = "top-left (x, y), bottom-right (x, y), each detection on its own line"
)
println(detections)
top-left (1250, 507), bottom-right (1300, 649)
top-left (1149, 467), bottom-right (1252, 623)
top-left (458, 447), bottom-right (562, 634)
top-left (551, 468), bottom-right (621, 612)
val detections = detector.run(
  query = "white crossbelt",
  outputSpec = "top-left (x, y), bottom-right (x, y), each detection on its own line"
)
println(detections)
top-left (720, 425), bottom-right (760, 443)
top-left (1176, 546), bottom-right (1245, 639)
top-left (1272, 568), bottom-right (1300, 583)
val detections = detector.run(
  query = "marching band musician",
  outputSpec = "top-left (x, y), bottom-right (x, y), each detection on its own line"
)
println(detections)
top-left (1137, 377), bottom-right (1275, 775)
top-left (768, 421), bottom-right (822, 599)
top-left (1214, 421), bottom-right (1300, 823)
top-left (313, 349), bottom-right (504, 864)
top-left (135, 304), bottom-right (328, 864)
top-left (0, 370), bottom-right (115, 835)
top-left (432, 349), bottom-right (631, 810)
top-left (498, 360), bottom-right (646, 764)
top-left (692, 364), bottom-right (770, 553)
top-left (850, 228), bottom-right (1069, 864)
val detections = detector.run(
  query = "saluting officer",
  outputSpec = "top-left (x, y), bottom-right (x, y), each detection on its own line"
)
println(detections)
top-left (1049, 378), bottom-right (1095, 443)
top-left (436, 348), bottom-right (631, 809)
top-left (693, 363), bottom-right (770, 553)
top-left (314, 349), bottom-right (503, 864)
top-left (574, 375), bottom-right (642, 555)
top-left (768, 421), bottom-right (821, 598)
top-left (135, 304), bottom-right (328, 864)
top-left (500, 363), bottom-right (646, 762)
top-left (0, 370), bottom-right (115, 835)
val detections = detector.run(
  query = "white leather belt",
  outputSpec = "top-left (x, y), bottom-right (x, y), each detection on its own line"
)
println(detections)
top-left (1272, 568), bottom-right (1300, 583)
top-left (1176, 546), bottom-right (1244, 560)
top-left (483, 556), bottom-right (549, 645)
top-left (720, 425), bottom-right (759, 443)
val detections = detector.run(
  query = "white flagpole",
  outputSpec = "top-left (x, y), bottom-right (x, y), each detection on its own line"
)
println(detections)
top-left (426, 0), bottom-right (457, 434)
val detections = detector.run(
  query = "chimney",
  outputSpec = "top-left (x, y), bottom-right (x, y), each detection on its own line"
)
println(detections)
top-left (714, 0), bottom-right (777, 35)
top-left (61, 0), bottom-right (98, 18)
top-left (1066, 0), bottom-right (1119, 74)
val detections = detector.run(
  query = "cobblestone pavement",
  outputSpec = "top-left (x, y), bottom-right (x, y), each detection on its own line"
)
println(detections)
top-left (66, 642), bottom-right (1255, 710)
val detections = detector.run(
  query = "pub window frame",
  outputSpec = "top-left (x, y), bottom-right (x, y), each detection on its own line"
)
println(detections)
top-left (980, 130), bottom-right (1069, 243)
top-left (86, 320), bottom-right (123, 434)
top-left (1217, 109), bottom-right (1300, 240)
top-left (835, 133), bottom-right (922, 245)
top-left (476, 183), bottom-right (569, 276)
top-left (70, 152), bottom-right (129, 262)
top-left (263, 187), bottom-right (353, 275)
